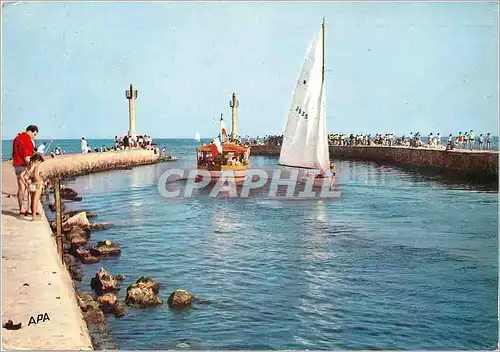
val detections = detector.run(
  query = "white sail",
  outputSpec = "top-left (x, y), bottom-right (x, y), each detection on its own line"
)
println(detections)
top-left (278, 26), bottom-right (329, 173)
top-left (195, 132), bottom-right (201, 142)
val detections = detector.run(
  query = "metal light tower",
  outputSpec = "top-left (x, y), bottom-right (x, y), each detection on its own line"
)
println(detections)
top-left (125, 84), bottom-right (138, 138)
top-left (229, 92), bottom-right (239, 139)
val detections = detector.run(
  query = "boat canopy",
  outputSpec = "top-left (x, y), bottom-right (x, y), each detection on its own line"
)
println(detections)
top-left (197, 142), bottom-right (249, 153)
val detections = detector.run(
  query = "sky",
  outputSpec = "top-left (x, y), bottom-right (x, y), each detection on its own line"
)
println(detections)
top-left (1, 1), bottom-right (499, 140)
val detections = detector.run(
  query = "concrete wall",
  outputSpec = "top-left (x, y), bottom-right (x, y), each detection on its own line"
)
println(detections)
top-left (40, 149), bottom-right (160, 180)
top-left (250, 145), bottom-right (499, 178)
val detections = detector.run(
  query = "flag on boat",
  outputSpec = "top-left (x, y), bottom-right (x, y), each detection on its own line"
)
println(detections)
top-left (220, 116), bottom-right (227, 136)
top-left (210, 137), bottom-right (222, 157)
top-left (194, 132), bottom-right (201, 142)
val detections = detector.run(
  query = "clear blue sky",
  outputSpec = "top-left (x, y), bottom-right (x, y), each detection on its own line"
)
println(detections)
top-left (2, 1), bottom-right (498, 139)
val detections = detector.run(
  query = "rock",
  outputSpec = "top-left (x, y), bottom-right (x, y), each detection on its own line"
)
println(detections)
top-left (64, 225), bottom-right (90, 241)
top-left (77, 292), bottom-right (95, 312)
top-left (89, 222), bottom-right (112, 231)
top-left (90, 268), bottom-right (120, 295)
top-left (63, 212), bottom-right (90, 228)
top-left (63, 254), bottom-right (76, 267)
top-left (61, 187), bottom-right (78, 199)
top-left (71, 236), bottom-right (88, 247)
top-left (64, 210), bottom-right (98, 218)
top-left (113, 303), bottom-right (127, 317)
top-left (81, 255), bottom-right (100, 264)
top-left (83, 306), bottom-right (106, 325)
top-left (115, 274), bottom-right (126, 281)
top-left (68, 265), bottom-right (83, 281)
top-left (74, 246), bottom-right (100, 264)
top-left (97, 293), bottom-right (118, 313)
top-left (167, 290), bottom-right (193, 309)
top-left (97, 293), bottom-right (118, 306)
top-left (90, 241), bottom-right (121, 257)
top-left (125, 277), bottom-right (162, 307)
top-left (66, 196), bottom-right (83, 202)
top-left (136, 276), bottom-right (160, 294)
top-left (63, 242), bottom-right (71, 253)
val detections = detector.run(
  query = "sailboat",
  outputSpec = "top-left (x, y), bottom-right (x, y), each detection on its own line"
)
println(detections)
top-left (278, 18), bottom-right (334, 188)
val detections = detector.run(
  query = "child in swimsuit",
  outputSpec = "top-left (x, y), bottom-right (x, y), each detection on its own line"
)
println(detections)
top-left (20, 153), bottom-right (44, 221)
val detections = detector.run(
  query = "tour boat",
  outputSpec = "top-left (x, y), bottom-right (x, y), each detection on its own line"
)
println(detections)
top-left (278, 18), bottom-right (335, 189)
top-left (195, 99), bottom-right (251, 183)
top-left (195, 141), bottom-right (251, 183)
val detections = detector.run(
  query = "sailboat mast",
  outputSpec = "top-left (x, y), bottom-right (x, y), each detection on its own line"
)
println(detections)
top-left (322, 17), bottom-right (325, 85)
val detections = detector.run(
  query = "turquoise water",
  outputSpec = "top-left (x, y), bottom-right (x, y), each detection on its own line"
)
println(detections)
top-left (41, 139), bottom-right (498, 350)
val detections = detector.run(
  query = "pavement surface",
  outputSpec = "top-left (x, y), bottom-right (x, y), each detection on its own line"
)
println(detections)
top-left (1, 161), bottom-right (93, 350)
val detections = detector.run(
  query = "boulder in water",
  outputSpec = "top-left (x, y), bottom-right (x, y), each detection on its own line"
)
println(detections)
top-left (113, 303), bottom-right (127, 317)
top-left (136, 276), bottom-right (160, 294)
top-left (64, 210), bottom-right (98, 218)
top-left (77, 292), bottom-right (95, 312)
top-left (63, 254), bottom-right (77, 267)
top-left (63, 212), bottom-right (90, 228)
top-left (83, 304), bottom-right (106, 325)
top-left (68, 265), bottom-right (83, 281)
top-left (115, 274), bottom-right (126, 281)
top-left (90, 241), bottom-right (121, 256)
top-left (71, 235), bottom-right (88, 247)
top-left (97, 293), bottom-right (118, 313)
top-left (167, 290), bottom-right (193, 309)
top-left (97, 293), bottom-right (118, 306)
top-left (125, 277), bottom-right (162, 307)
top-left (89, 222), bottom-right (113, 231)
top-left (90, 268), bottom-right (120, 294)
top-left (74, 246), bottom-right (100, 264)
top-left (64, 225), bottom-right (90, 241)
top-left (61, 187), bottom-right (78, 198)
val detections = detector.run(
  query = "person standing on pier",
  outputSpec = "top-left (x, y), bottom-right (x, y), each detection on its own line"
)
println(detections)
top-left (20, 153), bottom-right (44, 221)
top-left (81, 137), bottom-right (88, 154)
top-left (11, 125), bottom-right (38, 215)
top-left (486, 133), bottom-right (492, 150)
top-left (457, 132), bottom-right (463, 149)
top-left (468, 130), bottom-right (475, 150)
top-left (478, 134), bottom-right (484, 150)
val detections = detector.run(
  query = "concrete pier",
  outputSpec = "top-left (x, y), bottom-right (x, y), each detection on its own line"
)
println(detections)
top-left (40, 149), bottom-right (160, 180)
top-left (2, 163), bottom-right (93, 350)
top-left (250, 145), bottom-right (499, 179)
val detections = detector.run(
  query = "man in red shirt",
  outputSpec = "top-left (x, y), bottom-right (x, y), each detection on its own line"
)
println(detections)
top-left (12, 125), bottom-right (38, 215)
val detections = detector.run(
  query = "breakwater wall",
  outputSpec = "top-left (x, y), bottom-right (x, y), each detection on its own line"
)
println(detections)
top-left (251, 145), bottom-right (499, 179)
top-left (40, 149), bottom-right (160, 180)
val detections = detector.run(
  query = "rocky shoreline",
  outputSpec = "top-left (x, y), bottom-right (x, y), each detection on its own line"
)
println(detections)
top-left (42, 180), bottom-right (199, 350)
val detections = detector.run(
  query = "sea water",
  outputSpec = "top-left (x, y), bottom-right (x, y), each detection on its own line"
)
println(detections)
top-left (31, 139), bottom-right (498, 350)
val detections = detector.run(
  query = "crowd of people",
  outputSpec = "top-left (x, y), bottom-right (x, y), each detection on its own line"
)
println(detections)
top-left (327, 131), bottom-right (494, 150)
top-left (250, 131), bottom-right (494, 151)
top-left (79, 134), bottom-right (155, 154)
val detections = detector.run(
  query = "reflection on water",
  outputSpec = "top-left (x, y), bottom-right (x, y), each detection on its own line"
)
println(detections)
top-left (61, 148), bottom-right (498, 350)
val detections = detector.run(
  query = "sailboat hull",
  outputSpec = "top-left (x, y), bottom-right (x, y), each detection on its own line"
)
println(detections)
top-left (299, 175), bottom-right (335, 189)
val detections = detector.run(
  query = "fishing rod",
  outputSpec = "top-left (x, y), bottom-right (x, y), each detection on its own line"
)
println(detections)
top-left (44, 120), bottom-right (66, 153)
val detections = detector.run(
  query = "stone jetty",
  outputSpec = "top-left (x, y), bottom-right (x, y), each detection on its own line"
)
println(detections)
top-left (40, 149), bottom-right (160, 180)
top-left (251, 145), bottom-right (499, 179)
